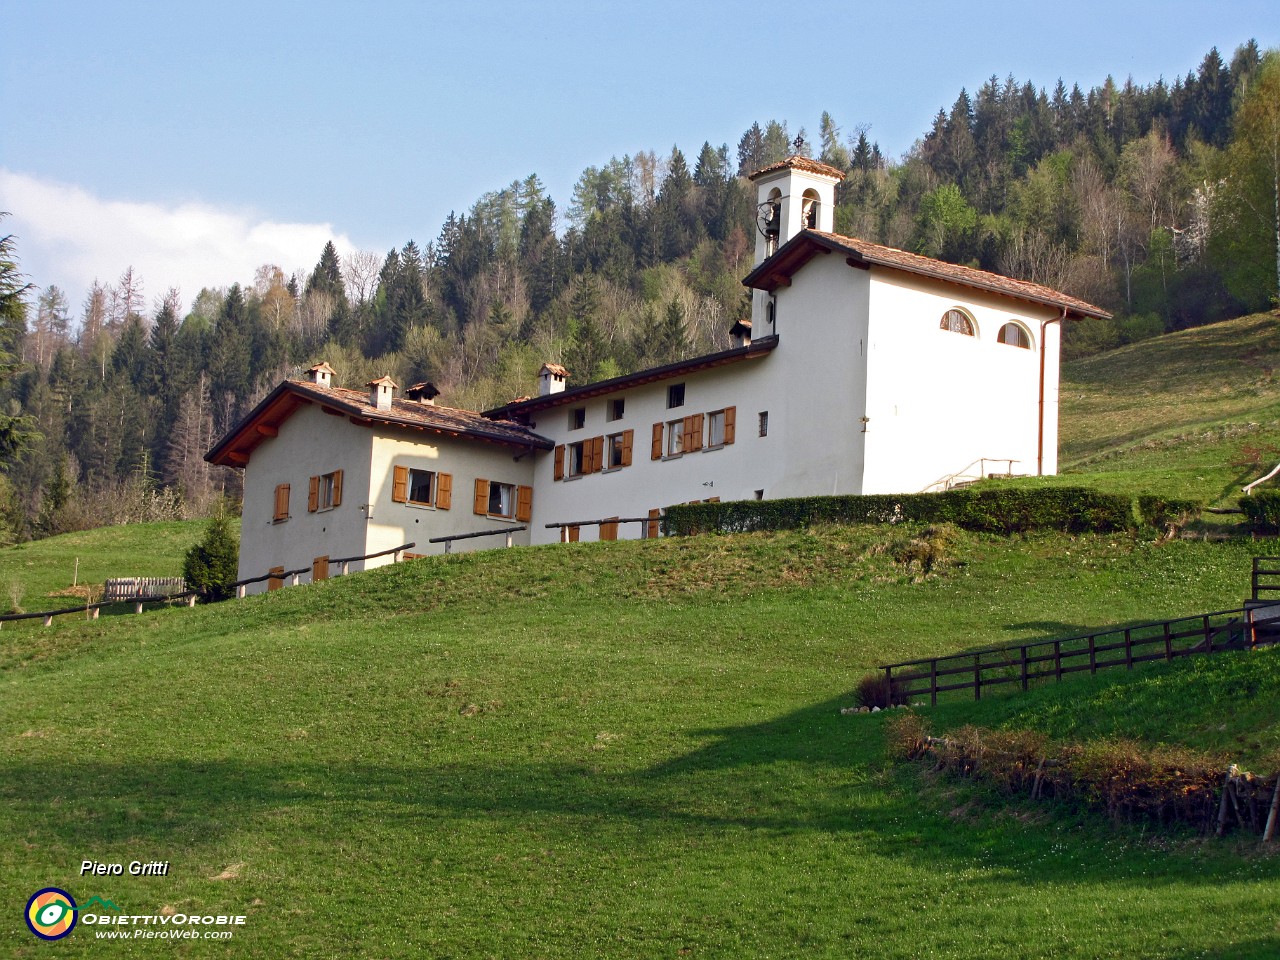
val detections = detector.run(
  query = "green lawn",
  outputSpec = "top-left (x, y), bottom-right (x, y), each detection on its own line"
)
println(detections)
top-left (2, 526), bottom-right (1278, 958)
top-left (0, 520), bottom-right (217, 612)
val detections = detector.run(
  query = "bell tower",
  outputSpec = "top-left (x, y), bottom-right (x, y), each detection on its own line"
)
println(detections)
top-left (747, 155), bottom-right (845, 337)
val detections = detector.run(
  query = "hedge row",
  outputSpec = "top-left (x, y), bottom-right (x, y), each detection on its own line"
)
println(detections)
top-left (663, 487), bottom-right (1136, 537)
top-left (1242, 490), bottom-right (1280, 534)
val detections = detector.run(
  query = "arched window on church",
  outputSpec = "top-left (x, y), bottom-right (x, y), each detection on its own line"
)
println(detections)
top-left (801, 188), bottom-right (820, 229)
top-left (997, 322), bottom-right (1032, 348)
top-left (940, 309), bottom-right (975, 336)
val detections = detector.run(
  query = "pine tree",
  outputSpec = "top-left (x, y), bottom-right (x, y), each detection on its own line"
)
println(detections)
top-left (183, 505), bottom-right (239, 602)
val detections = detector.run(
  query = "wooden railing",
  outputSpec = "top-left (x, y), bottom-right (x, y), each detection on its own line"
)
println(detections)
top-left (880, 607), bottom-right (1277, 706)
top-left (1252, 557), bottom-right (1280, 602)
top-left (234, 542), bottom-right (416, 597)
top-left (428, 526), bottom-right (526, 554)
top-left (921, 458), bottom-right (1020, 493)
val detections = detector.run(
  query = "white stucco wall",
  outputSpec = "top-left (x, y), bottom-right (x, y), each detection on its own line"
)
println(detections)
top-left (860, 269), bottom-right (1060, 494)
top-left (238, 403), bottom-right (374, 594)
top-left (364, 426), bottom-right (535, 559)
top-left (524, 362), bottom-right (775, 545)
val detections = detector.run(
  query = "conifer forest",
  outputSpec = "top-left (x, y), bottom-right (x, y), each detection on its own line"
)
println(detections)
top-left (1, 42), bottom-right (1277, 541)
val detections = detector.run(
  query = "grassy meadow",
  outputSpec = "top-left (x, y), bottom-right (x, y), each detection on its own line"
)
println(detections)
top-left (3, 312), bottom-right (1280, 957)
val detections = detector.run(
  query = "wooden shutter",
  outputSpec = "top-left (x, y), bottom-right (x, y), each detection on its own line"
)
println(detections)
top-left (647, 508), bottom-right (661, 539)
top-left (684, 414), bottom-right (703, 451)
top-left (601, 517), bottom-right (619, 541)
top-left (723, 406), bottom-right (736, 445)
top-left (621, 430), bottom-right (634, 466)
top-left (332, 470), bottom-right (343, 507)
top-left (392, 465), bottom-right (409, 503)
top-left (516, 485), bottom-right (533, 522)
top-left (436, 472), bottom-right (452, 510)
top-left (312, 555), bottom-right (329, 582)
top-left (268, 566), bottom-right (285, 591)
top-left (554, 445), bottom-right (565, 481)
top-left (473, 478), bottom-right (490, 515)
top-left (567, 524), bottom-right (580, 543)
top-left (308, 476), bottom-right (319, 512)
top-left (274, 483), bottom-right (290, 521)
top-left (651, 422), bottom-right (664, 460)
top-left (592, 436), bottom-right (605, 473)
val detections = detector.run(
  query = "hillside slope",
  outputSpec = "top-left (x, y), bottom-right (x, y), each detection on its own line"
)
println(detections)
top-left (2, 527), bottom-right (1278, 958)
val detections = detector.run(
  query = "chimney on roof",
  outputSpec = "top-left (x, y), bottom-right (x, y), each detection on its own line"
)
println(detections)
top-left (538, 363), bottom-right (569, 397)
top-left (307, 361), bottom-right (336, 389)
top-left (368, 375), bottom-right (398, 411)
top-left (405, 381), bottom-right (440, 406)
top-left (729, 319), bottom-right (752, 349)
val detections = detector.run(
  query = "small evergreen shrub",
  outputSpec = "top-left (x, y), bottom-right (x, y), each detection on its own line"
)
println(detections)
top-left (855, 672), bottom-right (907, 709)
top-left (1242, 491), bottom-right (1280, 534)
top-left (664, 488), bottom-right (1134, 538)
top-left (1136, 495), bottom-right (1202, 537)
top-left (183, 509), bottom-right (240, 602)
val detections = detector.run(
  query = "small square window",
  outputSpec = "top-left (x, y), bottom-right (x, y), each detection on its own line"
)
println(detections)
top-left (758, 411), bottom-right (769, 437)
top-left (666, 419), bottom-right (685, 456)
top-left (570, 408), bottom-right (586, 430)
top-left (608, 398), bottom-right (625, 422)
top-left (667, 383), bottom-right (685, 409)
top-left (754, 489), bottom-right (765, 500)
top-left (407, 469), bottom-right (435, 505)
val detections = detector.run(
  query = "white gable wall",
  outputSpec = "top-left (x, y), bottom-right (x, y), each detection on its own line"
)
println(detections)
top-left (861, 269), bottom-right (1060, 493)
top-left (239, 403), bottom-right (374, 594)
top-left (365, 428), bottom-right (535, 558)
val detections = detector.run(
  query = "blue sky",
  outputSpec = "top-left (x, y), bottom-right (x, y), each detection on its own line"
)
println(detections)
top-left (2, 0), bottom-right (1276, 313)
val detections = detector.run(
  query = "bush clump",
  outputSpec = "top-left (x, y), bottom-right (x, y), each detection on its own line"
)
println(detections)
top-left (1241, 490), bottom-right (1280, 534)
top-left (183, 508), bottom-right (240, 602)
top-left (1136, 495), bottom-right (1202, 539)
top-left (855, 672), bottom-right (909, 709)
top-left (664, 488), bottom-right (1134, 538)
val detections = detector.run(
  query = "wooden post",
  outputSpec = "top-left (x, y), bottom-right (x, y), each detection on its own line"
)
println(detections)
top-left (1216, 766), bottom-right (1235, 837)
top-left (1263, 775), bottom-right (1280, 843)
top-left (973, 654), bottom-right (981, 701)
top-left (1088, 635), bottom-right (1097, 674)
top-left (1204, 615), bottom-right (1213, 654)
top-left (1124, 628), bottom-right (1133, 669)
top-left (394, 550), bottom-right (403, 564)
top-left (505, 531), bottom-right (514, 548)
top-left (883, 666), bottom-right (893, 709)
top-left (1020, 646), bottom-right (1029, 690)
top-left (1164, 621), bottom-right (1173, 661)
top-left (341, 561), bottom-right (349, 576)
top-left (290, 573), bottom-right (300, 587)
top-left (90, 607), bottom-right (100, 620)
top-left (43, 615), bottom-right (52, 627)
top-left (237, 585), bottom-right (247, 599)
top-left (444, 541), bottom-right (453, 555)
top-left (186, 595), bottom-right (196, 608)
top-left (930, 659), bottom-right (938, 707)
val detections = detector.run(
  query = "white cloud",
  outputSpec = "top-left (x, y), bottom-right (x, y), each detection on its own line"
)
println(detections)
top-left (0, 169), bottom-right (356, 314)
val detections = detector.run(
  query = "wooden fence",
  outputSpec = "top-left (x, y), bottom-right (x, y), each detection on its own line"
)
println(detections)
top-left (103, 577), bottom-right (187, 602)
top-left (881, 607), bottom-right (1279, 706)
top-left (1251, 556), bottom-right (1280, 601)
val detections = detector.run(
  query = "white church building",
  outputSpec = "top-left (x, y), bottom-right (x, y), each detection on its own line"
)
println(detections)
top-left (208, 156), bottom-right (1108, 588)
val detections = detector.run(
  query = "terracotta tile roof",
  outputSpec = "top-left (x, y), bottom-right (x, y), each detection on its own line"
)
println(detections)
top-left (743, 230), bottom-right (1111, 319)
top-left (206, 379), bottom-right (552, 466)
top-left (307, 361), bottom-right (336, 374)
top-left (367, 375), bottom-right (399, 387)
top-left (485, 337), bottom-right (780, 419)
top-left (541, 363), bottom-right (570, 377)
top-left (748, 155), bottom-right (847, 182)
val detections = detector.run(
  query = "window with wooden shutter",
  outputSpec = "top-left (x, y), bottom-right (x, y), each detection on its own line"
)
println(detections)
top-left (554, 445), bottom-right (565, 481)
top-left (516, 485), bottom-right (533, 522)
top-left (436, 473), bottom-right (452, 509)
top-left (590, 436), bottom-right (605, 473)
top-left (647, 508), bottom-right (661, 539)
top-left (621, 429), bottom-right (633, 466)
top-left (312, 555), bottom-right (329, 582)
top-left (473, 478), bottom-right (490, 515)
top-left (268, 566), bottom-right (285, 591)
top-left (684, 414), bottom-right (703, 451)
top-left (651, 422), bottom-right (664, 460)
top-left (601, 517), bottom-right (619, 541)
top-left (273, 483), bottom-right (290, 521)
top-left (308, 476), bottom-right (319, 512)
top-left (392, 465), bottom-right (409, 503)
top-left (332, 470), bottom-right (343, 507)
top-left (724, 406), bottom-right (736, 444)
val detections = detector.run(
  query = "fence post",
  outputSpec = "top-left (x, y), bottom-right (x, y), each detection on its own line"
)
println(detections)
top-left (1204, 614), bottom-right (1213, 654)
top-left (1124, 628), bottom-right (1133, 669)
top-left (1020, 646), bottom-right (1029, 690)
top-left (394, 550), bottom-right (403, 564)
top-left (42, 615), bottom-right (52, 627)
top-left (930, 659), bottom-right (938, 707)
top-left (505, 531), bottom-right (514, 548)
top-left (973, 654), bottom-right (981, 701)
top-left (135, 602), bottom-right (144, 615)
top-left (237, 585), bottom-right (246, 599)
top-left (290, 573), bottom-right (300, 587)
top-left (91, 607), bottom-right (100, 620)
top-left (341, 561), bottom-right (350, 576)
top-left (1054, 640), bottom-right (1062, 682)
top-left (1088, 635), bottom-right (1097, 674)
top-left (1164, 622), bottom-right (1173, 661)
top-left (882, 666), bottom-right (893, 708)
top-left (444, 541), bottom-right (453, 555)
top-left (186, 595), bottom-right (196, 608)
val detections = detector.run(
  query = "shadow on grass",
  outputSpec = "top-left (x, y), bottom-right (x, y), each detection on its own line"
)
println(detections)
top-left (5, 691), bottom-right (1277, 898)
